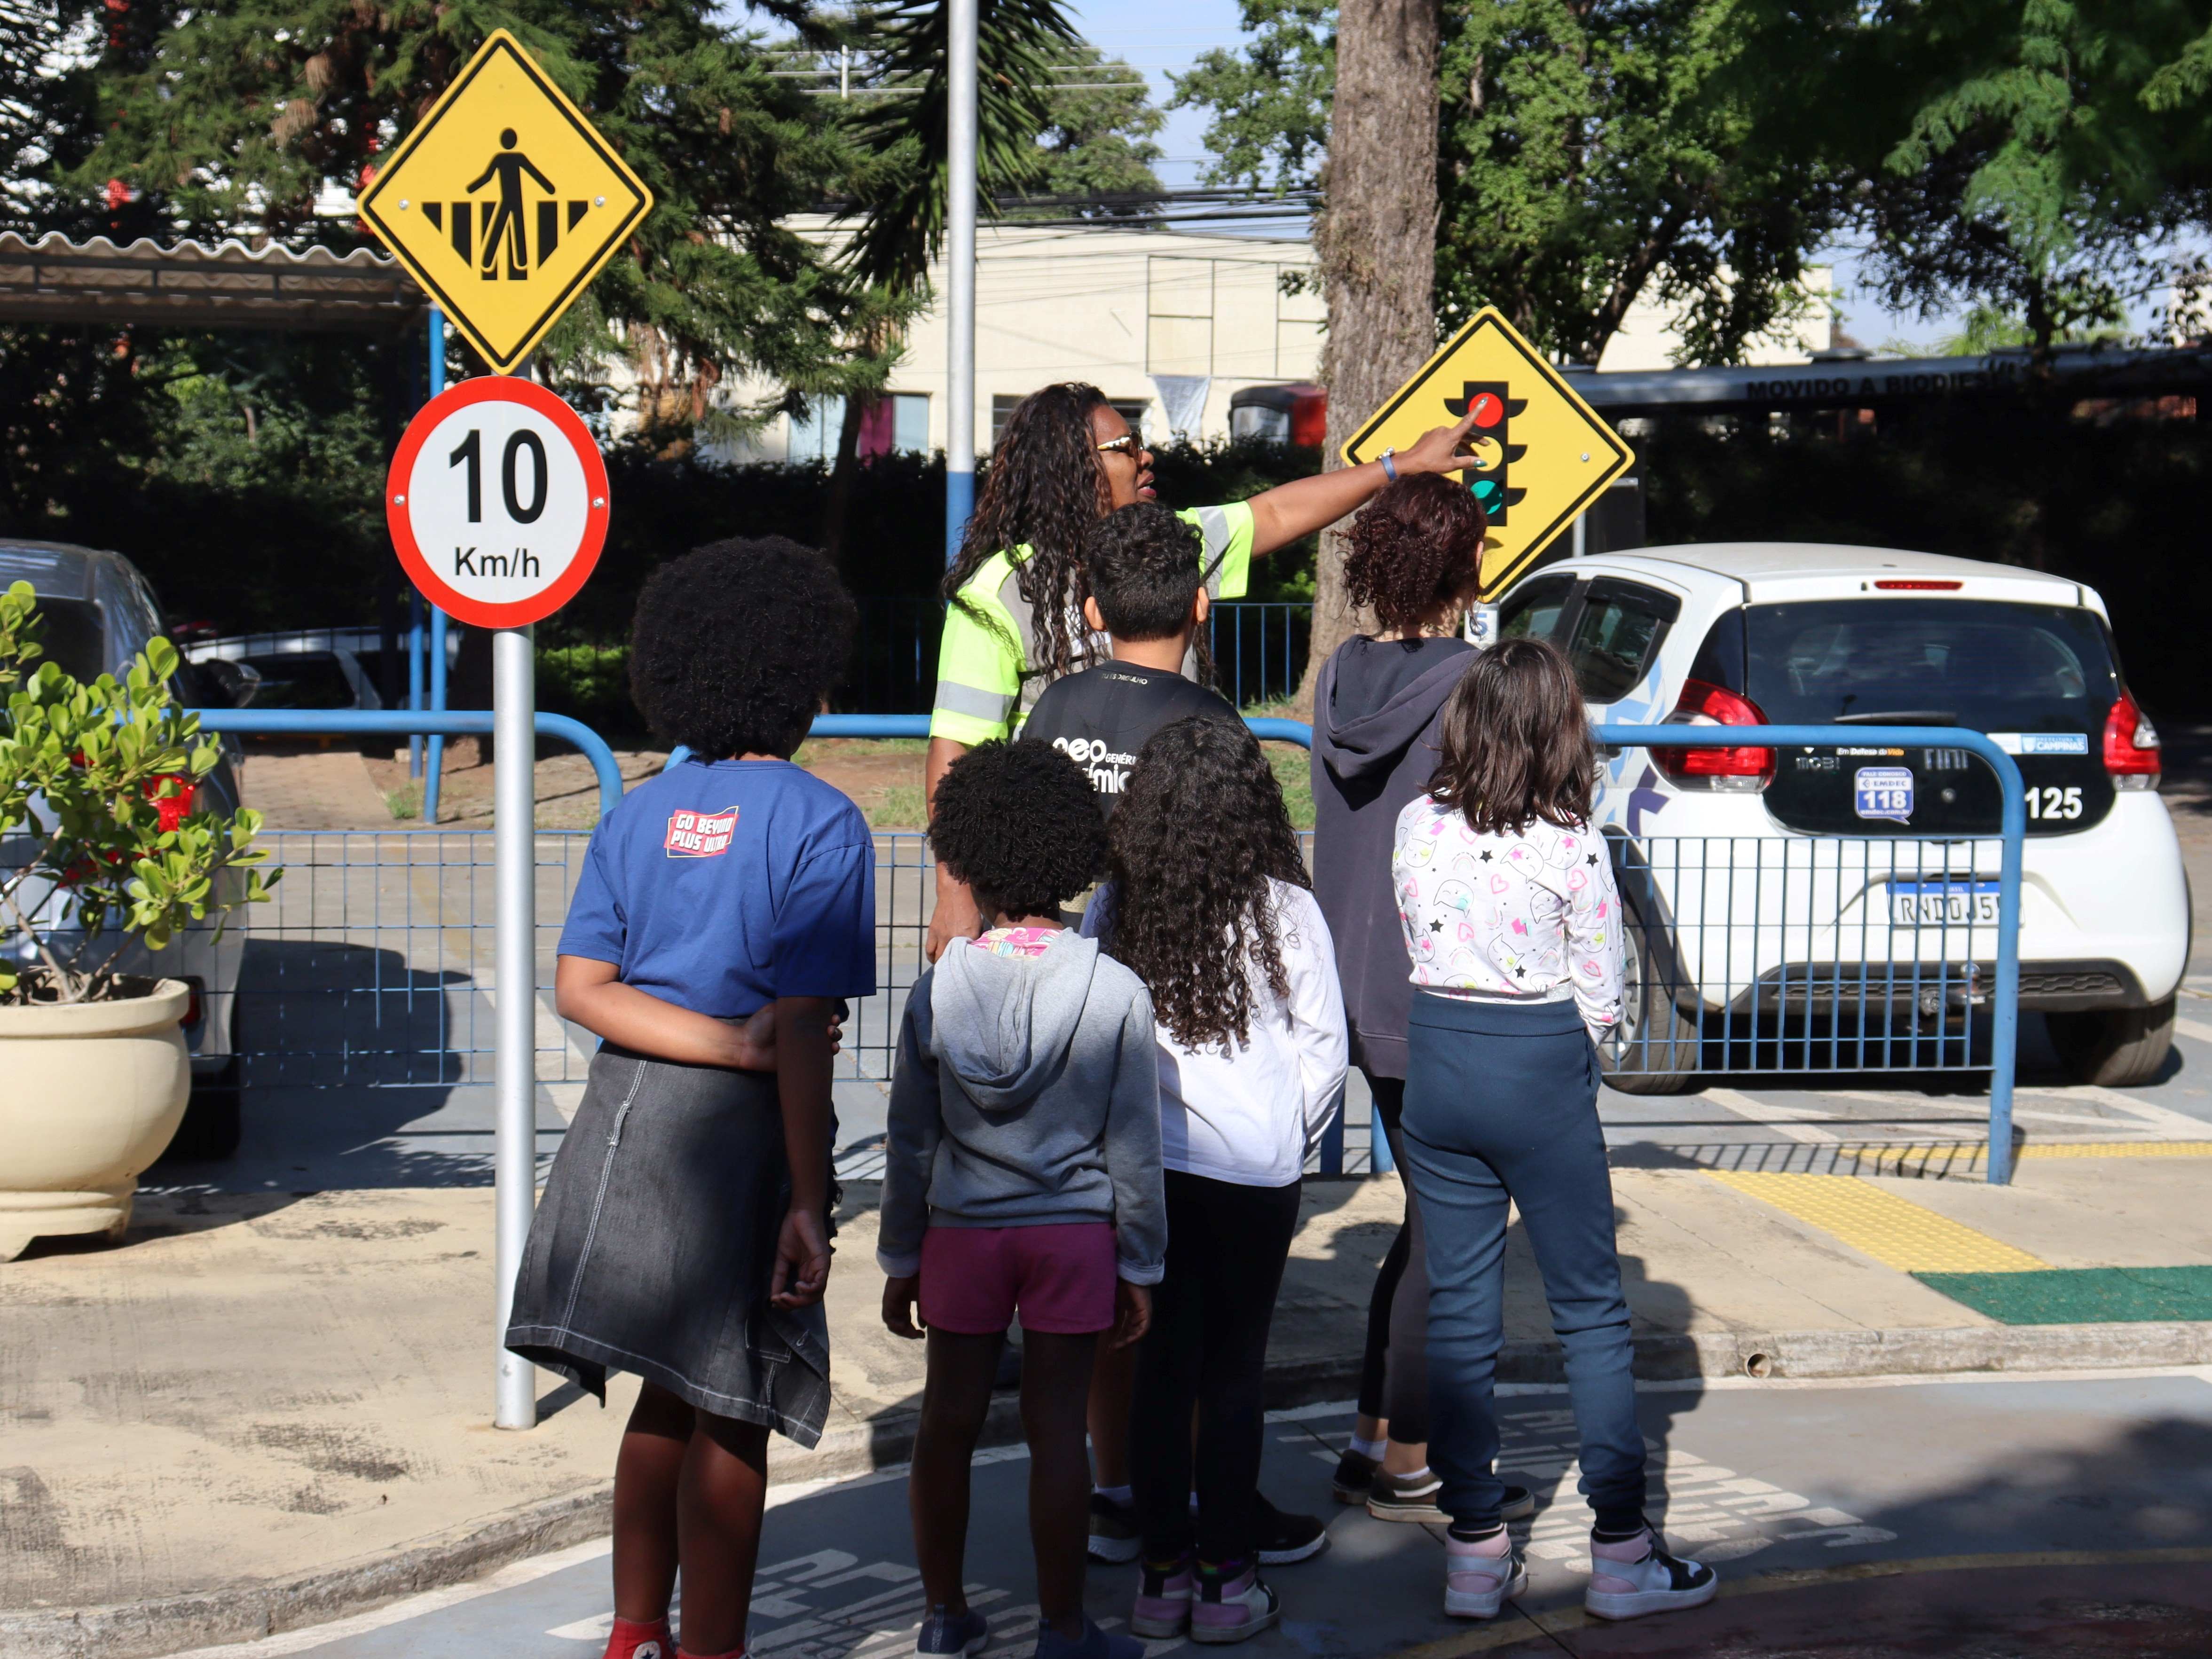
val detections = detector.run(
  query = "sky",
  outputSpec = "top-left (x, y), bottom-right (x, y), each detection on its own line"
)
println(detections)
top-left (1061, 0), bottom-right (1248, 190)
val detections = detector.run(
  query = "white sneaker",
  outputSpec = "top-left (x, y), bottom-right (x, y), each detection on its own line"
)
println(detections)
top-left (1441, 1532), bottom-right (1527, 1620)
top-left (1584, 1526), bottom-right (1718, 1621)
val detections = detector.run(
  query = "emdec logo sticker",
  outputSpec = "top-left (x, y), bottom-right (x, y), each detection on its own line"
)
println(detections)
top-left (665, 806), bottom-right (739, 857)
top-left (1854, 767), bottom-right (1914, 826)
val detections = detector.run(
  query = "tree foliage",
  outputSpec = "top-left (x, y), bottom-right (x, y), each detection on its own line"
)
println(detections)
top-left (1170, 0), bottom-right (1334, 195)
top-left (59, 0), bottom-right (890, 437)
top-left (1029, 43), bottom-right (1165, 202)
top-left (1830, 0), bottom-right (2212, 358)
top-left (1175, 0), bottom-right (1850, 366)
top-left (834, 0), bottom-right (1084, 293)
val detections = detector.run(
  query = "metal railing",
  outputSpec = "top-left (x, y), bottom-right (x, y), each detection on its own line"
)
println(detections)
top-left (193, 708), bottom-right (625, 817)
top-left (174, 713), bottom-right (2029, 1184)
top-left (535, 599), bottom-right (1318, 719)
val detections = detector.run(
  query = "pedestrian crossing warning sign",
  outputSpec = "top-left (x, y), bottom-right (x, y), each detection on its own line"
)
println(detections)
top-left (357, 30), bottom-right (653, 374)
top-left (1342, 307), bottom-right (1633, 596)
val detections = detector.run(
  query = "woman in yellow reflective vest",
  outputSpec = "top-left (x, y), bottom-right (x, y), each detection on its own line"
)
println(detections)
top-left (926, 381), bottom-right (1477, 958)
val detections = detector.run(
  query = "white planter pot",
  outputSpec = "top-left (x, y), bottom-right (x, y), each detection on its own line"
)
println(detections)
top-left (0, 977), bottom-right (190, 1261)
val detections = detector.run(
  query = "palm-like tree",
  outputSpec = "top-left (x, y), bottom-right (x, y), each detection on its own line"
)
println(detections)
top-left (816, 0), bottom-right (1083, 561)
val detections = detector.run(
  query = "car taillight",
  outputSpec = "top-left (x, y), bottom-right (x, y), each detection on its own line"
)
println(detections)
top-left (1653, 679), bottom-right (1774, 789)
top-left (2104, 691), bottom-right (2160, 788)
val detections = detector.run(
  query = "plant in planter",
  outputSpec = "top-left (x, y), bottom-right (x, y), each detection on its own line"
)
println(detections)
top-left (0, 581), bottom-right (278, 1261)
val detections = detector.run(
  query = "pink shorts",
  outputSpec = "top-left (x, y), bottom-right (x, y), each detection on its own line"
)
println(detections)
top-left (919, 1222), bottom-right (1117, 1335)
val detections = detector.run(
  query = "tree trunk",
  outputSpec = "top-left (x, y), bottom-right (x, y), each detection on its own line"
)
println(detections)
top-left (821, 391), bottom-right (870, 569)
top-left (1295, 0), bottom-right (1440, 717)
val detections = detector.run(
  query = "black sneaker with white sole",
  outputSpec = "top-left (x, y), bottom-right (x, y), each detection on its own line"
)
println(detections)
top-left (1086, 1491), bottom-right (1141, 1564)
top-left (1366, 1468), bottom-right (1535, 1525)
top-left (1254, 1496), bottom-right (1329, 1565)
top-left (1330, 1447), bottom-right (1378, 1503)
top-left (1584, 1528), bottom-right (1719, 1621)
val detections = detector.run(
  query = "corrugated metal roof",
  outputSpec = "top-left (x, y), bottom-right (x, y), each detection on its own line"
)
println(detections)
top-left (0, 231), bottom-right (424, 330)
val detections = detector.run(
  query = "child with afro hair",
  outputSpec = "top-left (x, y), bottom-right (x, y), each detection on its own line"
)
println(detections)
top-left (880, 740), bottom-right (1165, 1659)
top-left (506, 536), bottom-right (874, 1659)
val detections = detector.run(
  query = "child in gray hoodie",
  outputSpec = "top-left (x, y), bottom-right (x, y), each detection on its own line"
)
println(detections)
top-left (881, 740), bottom-right (1165, 1659)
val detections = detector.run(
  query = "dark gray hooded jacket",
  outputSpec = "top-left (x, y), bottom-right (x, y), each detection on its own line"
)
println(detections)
top-left (1310, 637), bottom-right (1474, 1079)
top-left (877, 930), bottom-right (1166, 1285)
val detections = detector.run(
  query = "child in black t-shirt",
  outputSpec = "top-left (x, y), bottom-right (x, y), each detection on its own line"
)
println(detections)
top-left (1022, 503), bottom-right (1242, 815)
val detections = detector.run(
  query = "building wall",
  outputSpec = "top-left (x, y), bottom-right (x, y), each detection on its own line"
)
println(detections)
top-left (718, 220), bottom-right (1324, 464)
top-left (714, 223), bottom-right (1833, 463)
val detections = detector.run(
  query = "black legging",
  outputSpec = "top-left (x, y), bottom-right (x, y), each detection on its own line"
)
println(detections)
top-left (1354, 1074), bottom-right (1429, 1446)
top-left (1131, 1170), bottom-right (1303, 1564)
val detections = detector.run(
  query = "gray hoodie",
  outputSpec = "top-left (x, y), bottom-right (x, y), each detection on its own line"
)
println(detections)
top-left (876, 930), bottom-right (1166, 1285)
top-left (1310, 636), bottom-right (1474, 1080)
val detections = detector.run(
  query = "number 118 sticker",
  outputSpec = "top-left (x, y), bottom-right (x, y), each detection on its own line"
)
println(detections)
top-left (1854, 765), bottom-right (1914, 825)
top-left (387, 376), bottom-right (608, 628)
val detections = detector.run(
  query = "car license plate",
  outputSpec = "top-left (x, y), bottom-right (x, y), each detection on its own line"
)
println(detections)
top-left (1889, 881), bottom-right (1999, 927)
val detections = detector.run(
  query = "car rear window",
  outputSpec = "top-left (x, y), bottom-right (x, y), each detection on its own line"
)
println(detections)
top-left (1743, 599), bottom-right (2118, 732)
top-left (243, 653), bottom-right (355, 709)
top-left (34, 597), bottom-right (110, 681)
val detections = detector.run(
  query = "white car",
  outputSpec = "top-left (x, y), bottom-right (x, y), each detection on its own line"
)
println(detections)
top-left (1494, 543), bottom-right (2186, 1093)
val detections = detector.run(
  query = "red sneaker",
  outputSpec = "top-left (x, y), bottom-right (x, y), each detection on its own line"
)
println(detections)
top-left (606, 1618), bottom-right (674, 1659)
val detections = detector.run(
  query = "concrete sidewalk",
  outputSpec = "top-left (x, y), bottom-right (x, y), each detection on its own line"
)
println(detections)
top-left (6, 1150), bottom-right (2212, 1656)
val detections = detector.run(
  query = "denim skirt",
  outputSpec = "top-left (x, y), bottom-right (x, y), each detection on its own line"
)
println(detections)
top-left (504, 1043), bottom-right (833, 1446)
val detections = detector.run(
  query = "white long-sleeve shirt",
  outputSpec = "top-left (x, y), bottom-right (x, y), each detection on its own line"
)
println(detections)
top-left (1392, 797), bottom-right (1625, 1036)
top-left (1085, 879), bottom-right (1347, 1187)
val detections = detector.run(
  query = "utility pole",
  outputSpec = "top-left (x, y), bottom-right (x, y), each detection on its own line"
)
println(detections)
top-left (945, 0), bottom-right (977, 564)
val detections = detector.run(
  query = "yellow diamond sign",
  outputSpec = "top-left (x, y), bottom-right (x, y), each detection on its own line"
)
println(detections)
top-left (1343, 307), bottom-right (1634, 595)
top-left (357, 30), bottom-right (652, 374)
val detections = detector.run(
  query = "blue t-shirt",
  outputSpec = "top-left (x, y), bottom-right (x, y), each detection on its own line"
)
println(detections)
top-left (559, 758), bottom-right (878, 1017)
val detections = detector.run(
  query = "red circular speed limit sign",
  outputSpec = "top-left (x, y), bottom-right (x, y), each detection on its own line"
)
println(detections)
top-left (387, 377), bottom-right (608, 628)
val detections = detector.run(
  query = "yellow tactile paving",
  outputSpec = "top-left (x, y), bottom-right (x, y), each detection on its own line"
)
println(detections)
top-left (2017, 1140), bottom-right (2212, 1159)
top-left (1702, 1171), bottom-right (2050, 1274)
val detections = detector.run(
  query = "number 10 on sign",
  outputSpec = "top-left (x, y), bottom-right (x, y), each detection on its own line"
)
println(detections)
top-left (387, 376), bottom-right (608, 630)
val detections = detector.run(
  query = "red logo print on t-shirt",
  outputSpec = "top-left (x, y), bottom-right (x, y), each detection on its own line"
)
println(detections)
top-left (665, 805), bottom-right (740, 857)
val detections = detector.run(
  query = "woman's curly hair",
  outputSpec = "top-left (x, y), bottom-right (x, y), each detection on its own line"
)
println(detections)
top-left (629, 536), bottom-right (855, 758)
top-left (929, 741), bottom-right (1107, 919)
top-left (943, 383), bottom-right (1115, 688)
top-left (1343, 474), bottom-right (1490, 632)
top-left (1104, 717), bottom-right (1309, 1050)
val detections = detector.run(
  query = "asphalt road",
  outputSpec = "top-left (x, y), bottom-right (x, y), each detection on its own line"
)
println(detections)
top-left (162, 1368), bottom-right (2212, 1659)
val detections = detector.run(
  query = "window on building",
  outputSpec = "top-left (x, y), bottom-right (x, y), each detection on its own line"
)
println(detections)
top-left (787, 393), bottom-right (930, 463)
top-left (990, 394), bottom-right (1152, 450)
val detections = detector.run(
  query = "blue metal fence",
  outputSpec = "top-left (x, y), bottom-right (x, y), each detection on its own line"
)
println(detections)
top-left (535, 599), bottom-right (1315, 722)
top-left (179, 712), bottom-right (2030, 1183)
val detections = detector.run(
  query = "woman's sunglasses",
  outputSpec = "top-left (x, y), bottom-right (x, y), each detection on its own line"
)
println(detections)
top-left (1096, 428), bottom-right (1145, 458)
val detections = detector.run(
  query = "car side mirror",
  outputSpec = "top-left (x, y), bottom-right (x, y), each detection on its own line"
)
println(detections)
top-left (204, 659), bottom-right (263, 709)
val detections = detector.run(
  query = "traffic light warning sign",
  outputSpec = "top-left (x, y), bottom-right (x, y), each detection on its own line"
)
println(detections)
top-left (358, 31), bottom-right (653, 375)
top-left (1343, 308), bottom-right (1634, 595)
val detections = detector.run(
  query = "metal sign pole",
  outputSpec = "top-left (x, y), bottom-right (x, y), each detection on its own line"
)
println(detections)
top-left (425, 307), bottom-right (451, 825)
top-left (493, 622), bottom-right (538, 1430)
top-left (944, 0), bottom-right (977, 565)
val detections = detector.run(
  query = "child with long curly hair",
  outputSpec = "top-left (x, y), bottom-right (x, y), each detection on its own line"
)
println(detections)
top-left (1082, 717), bottom-right (1348, 1643)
